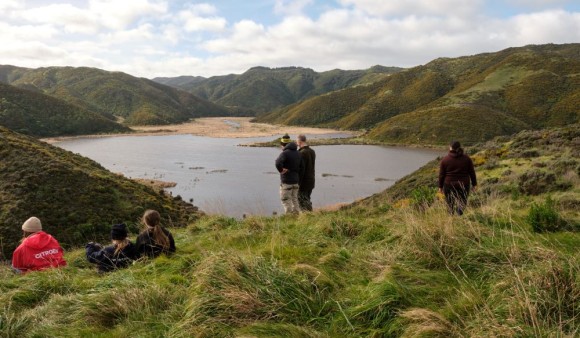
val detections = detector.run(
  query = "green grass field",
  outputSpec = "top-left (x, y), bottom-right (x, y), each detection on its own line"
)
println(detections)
top-left (1, 126), bottom-right (578, 337)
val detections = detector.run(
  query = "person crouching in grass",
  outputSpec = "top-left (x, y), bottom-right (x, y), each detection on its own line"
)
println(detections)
top-left (12, 216), bottom-right (67, 274)
top-left (136, 210), bottom-right (176, 258)
top-left (86, 223), bottom-right (138, 273)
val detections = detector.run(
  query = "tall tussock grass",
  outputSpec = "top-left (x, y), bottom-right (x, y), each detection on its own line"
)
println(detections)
top-left (1, 171), bottom-right (578, 336)
top-left (177, 253), bottom-right (333, 335)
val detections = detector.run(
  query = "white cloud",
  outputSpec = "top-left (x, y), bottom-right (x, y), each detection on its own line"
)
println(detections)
top-left (0, 41), bottom-right (67, 61)
top-left (15, 0), bottom-right (167, 35)
top-left (0, 0), bottom-right (578, 78)
top-left (99, 23), bottom-right (157, 45)
top-left (178, 3), bottom-right (227, 32)
top-left (504, 10), bottom-right (580, 44)
top-left (88, 0), bottom-right (167, 30)
top-left (180, 14), bottom-right (227, 32)
top-left (338, 0), bottom-right (484, 17)
top-left (0, 0), bottom-right (23, 11)
top-left (21, 4), bottom-right (101, 34)
top-left (274, 0), bottom-right (314, 15)
top-left (187, 3), bottom-right (219, 16)
top-left (0, 22), bottom-right (58, 41)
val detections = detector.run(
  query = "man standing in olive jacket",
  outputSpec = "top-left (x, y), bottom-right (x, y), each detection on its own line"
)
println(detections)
top-left (275, 134), bottom-right (304, 214)
top-left (297, 134), bottom-right (316, 211)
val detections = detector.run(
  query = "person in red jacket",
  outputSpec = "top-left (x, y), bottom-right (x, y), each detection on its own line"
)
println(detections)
top-left (438, 141), bottom-right (477, 215)
top-left (11, 217), bottom-right (67, 274)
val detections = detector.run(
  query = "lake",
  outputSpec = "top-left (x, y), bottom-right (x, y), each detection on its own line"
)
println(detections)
top-left (54, 134), bottom-right (441, 217)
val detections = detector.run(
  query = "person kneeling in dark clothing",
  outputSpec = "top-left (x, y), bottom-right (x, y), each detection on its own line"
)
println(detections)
top-left (136, 210), bottom-right (176, 258)
top-left (86, 223), bottom-right (138, 273)
top-left (438, 141), bottom-right (477, 215)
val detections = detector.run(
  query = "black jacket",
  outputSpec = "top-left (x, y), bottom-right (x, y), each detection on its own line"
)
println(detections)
top-left (135, 228), bottom-right (176, 258)
top-left (86, 241), bottom-right (138, 273)
top-left (299, 146), bottom-right (316, 189)
top-left (275, 142), bottom-right (305, 185)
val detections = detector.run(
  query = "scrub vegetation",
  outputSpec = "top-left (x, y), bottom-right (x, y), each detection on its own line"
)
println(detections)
top-left (0, 65), bottom-right (234, 127)
top-left (0, 83), bottom-right (129, 137)
top-left (154, 65), bottom-right (403, 115)
top-left (256, 43), bottom-right (580, 145)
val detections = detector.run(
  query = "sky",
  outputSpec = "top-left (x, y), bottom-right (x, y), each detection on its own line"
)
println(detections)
top-left (0, 0), bottom-right (579, 78)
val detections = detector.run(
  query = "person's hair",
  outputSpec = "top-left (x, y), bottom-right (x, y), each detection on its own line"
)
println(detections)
top-left (113, 239), bottom-right (130, 256)
top-left (142, 210), bottom-right (170, 250)
top-left (450, 141), bottom-right (464, 155)
top-left (297, 134), bottom-right (307, 142)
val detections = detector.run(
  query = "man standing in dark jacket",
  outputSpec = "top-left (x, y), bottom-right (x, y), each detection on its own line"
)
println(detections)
top-left (275, 134), bottom-right (304, 214)
top-left (438, 141), bottom-right (477, 215)
top-left (297, 134), bottom-right (316, 211)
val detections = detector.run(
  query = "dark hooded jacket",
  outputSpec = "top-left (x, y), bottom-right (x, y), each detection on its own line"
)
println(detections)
top-left (439, 150), bottom-right (477, 189)
top-left (275, 142), bottom-right (305, 185)
top-left (86, 241), bottom-right (138, 273)
top-left (135, 227), bottom-right (176, 258)
top-left (299, 145), bottom-right (316, 190)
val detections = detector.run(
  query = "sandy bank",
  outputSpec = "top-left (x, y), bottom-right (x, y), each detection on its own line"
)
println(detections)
top-left (42, 117), bottom-right (352, 144)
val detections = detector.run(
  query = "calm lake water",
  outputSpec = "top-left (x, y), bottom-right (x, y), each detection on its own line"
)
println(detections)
top-left (55, 134), bottom-right (441, 217)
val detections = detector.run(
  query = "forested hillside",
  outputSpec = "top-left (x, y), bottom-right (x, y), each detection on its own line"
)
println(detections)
top-left (154, 65), bottom-right (403, 114)
top-left (257, 44), bottom-right (580, 145)
top-left (0, 83), bottom-right (129, 137)
top-left (0, 65), bottom-right (234, 126)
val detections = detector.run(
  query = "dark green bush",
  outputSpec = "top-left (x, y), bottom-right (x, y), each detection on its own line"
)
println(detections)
top-left (410, 186), bottom-right (437, 210)
top-left (526, 198), bottom-right (567, 233)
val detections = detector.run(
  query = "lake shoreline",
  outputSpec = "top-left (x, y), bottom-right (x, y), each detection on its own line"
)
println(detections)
top-left (240, 136), bottom-right (447, 150)
top-left (42, 117), bottom-right (354, 144)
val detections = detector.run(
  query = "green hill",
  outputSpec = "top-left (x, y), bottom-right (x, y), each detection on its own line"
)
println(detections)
top-left (0, 125), bottom-right (577, 337)
top-left (153, 65), bottom-right (403, 114)
top-left (0, 126), bottom-right (197, 258)
top-left (0, 83), bottom-right (129, 137)
top-left (153, 75), bottom-right (207, 89)
top-left (256, 43), bottom-right (580, 145)
top-left (0, 65), bottom-right (234, 126)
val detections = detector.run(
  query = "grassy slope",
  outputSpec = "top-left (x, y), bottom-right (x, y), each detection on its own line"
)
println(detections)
top-left (0, 83), bottom-right (129, 137)
top-left (256, 43), bottom-right (580, 145)
top-left (0, 127), bottom-right (197, 258)
top-left (0, 65), bottom-right (233, 126)
top-left (157, 66), bottom-right (403, 114)
top-left (1, 125), bottom-right (577, 337)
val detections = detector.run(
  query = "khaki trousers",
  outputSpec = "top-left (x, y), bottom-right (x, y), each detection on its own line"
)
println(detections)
top-left (280, 184), bottom-right (300, 214)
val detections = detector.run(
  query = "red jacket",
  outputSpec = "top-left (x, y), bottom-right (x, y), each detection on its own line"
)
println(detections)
top-left (12, 231), bottom-right (67, 273)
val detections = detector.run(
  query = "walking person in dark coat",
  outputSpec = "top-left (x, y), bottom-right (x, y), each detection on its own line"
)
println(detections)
top-left (86, 223), bottom-right (138, 273)
top-left (438, 141), bottom-right (477, 215)
top-left (275, 134), bottom-right (305, 214)
top-left (297, 134), bottom-right (316, 212)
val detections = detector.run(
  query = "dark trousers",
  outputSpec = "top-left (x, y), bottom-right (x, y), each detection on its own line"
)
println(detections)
top-left (443, 184), bottom-right (470, 215)
top-left (298, 186), bottom-right (313, 211)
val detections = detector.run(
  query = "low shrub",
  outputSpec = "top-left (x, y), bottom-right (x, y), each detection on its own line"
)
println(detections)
top-left (518, 169), bottom-right (556, 195)
top-left (410, 186), bottom-right (437, 210)
top-left (526, 197), bottom-right (567, 233)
